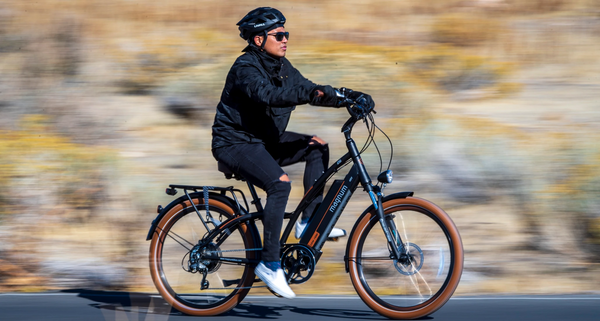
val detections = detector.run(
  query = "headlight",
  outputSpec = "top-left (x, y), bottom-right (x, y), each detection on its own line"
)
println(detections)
top-left (377, 170), bottom-right (393, 184)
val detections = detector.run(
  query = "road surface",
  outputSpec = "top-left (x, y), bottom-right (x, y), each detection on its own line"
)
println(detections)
top-left (1, 291), bottom-right (599, 321)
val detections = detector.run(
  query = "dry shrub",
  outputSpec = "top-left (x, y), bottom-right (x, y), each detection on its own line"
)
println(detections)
top-left (431, 13), bottom-right (503, 47)
top-left (0, 115), bottom-right (123, 289)
top-left (359, 0), bottom-right (580, 16)
top-left (51, 17), bottom-right (83, 77)
top-left (402, 45), bottom-right (518, 96)
top-left (590, 217), bottom-right (600, 249)
top-left (111, 30), bottom-right (234, 95)
top-left (387, 112), bottom-right (600, 261)
top-left (0, 115), bottom-right (115, 222)
top-left (156, 72), bottom-right (223, 123)
top-left (538, 154), bottom-right (600, 260)
top-left (503, 0), bottom-right (568, 13)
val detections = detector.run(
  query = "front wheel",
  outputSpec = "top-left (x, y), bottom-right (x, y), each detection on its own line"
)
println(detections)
top-left (347, 197), bottom-right (463, 319)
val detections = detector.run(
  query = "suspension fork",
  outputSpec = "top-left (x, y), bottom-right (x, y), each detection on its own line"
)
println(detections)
top-left (372, 191), bottom-right (405, 261)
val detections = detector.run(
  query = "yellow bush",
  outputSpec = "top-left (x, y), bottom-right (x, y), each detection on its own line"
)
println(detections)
top-left (0, 115), bottom-right (115, 219)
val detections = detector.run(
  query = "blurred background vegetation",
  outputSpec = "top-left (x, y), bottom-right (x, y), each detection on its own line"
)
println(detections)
top-left (1, 0), bottom-right (600, 294)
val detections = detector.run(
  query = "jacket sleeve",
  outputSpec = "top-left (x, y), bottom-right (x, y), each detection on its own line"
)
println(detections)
top-left (235, 63), bottom-right (317, 107)
top-left (289, 66), bottom-right (339, 107)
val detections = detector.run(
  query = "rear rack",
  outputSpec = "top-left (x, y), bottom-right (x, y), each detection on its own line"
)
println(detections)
top-left (166, 184), bottom-right (250, 214)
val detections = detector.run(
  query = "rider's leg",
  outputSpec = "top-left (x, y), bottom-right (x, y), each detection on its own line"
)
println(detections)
top-left (267, 132), bottom-right (345, 239)
top-left (213, 144), bottom-right (290, 261)
top-left (260, 174), bottom-right (291, 262)
top-left (298, 140), bottom-right (345, 239)
top-left (212, 143), bottom-right (295, 298)
top-left (267, 132), bottom-right (329, 220)
top-left (302, 135), bottom-right (329, 220)
top-left (251, 175), bottom-right (295, 298)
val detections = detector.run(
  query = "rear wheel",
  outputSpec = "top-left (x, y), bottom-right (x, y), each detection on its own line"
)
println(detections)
top-left (149, 197), bottom-right (257, 315)
top-left (348, 197), bottom-right (463, 319)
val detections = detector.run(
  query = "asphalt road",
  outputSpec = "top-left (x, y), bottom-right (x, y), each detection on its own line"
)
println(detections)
top-left (1, 291), bottom-right (599, 321)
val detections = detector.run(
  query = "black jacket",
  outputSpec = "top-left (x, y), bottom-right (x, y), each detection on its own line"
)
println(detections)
top-left (211, 47), bottom-right (335, 150)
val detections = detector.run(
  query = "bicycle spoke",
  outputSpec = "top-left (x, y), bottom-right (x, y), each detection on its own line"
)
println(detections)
top-left (355, 257), bottom-right (391, 261)
top-left (158, 226), bottom-right (194, 250)
top-left (351, 201), bottom-right (460, 313)
top-left (398, 212), bottom-right (410, 253)
top-left (395, 213), bottom-right (435, 298)
top-left (190, 224), bottom-right (200, 247)
top-left (150, 200), bottom-right (256, 313)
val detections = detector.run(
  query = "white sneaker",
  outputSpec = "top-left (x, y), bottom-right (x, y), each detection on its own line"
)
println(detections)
top-left (255, 262), bottom-right (296, 299)
top-left (295, 221), bottom-right (308, 239)
top-left (328, 227), bottom-right (347, 239)
top-left (295, 221), bottom-right (347, 239)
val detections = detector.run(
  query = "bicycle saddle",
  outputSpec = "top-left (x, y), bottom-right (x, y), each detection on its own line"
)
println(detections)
top-left (217, 162), bottom-right (245, 181)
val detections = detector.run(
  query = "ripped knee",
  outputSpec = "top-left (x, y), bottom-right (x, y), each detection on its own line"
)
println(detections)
top-left (266, 175), bottom-right (292, 198)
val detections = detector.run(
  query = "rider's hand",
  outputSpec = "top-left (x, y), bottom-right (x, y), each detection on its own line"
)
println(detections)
top-left (345, 89), bottom-right (375, 112)
top-left (310, 85), bottom-right (343, 107)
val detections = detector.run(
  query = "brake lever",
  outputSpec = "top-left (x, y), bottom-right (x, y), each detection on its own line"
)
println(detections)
top-left (337, 88), bottom-right (374, 119)
top-left (352, 96), bottom-right (370, 120)
top-left (346, 102), bottom-right (361, 119)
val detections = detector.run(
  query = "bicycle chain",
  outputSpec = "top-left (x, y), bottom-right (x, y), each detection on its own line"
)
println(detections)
top-left (200, 247), bottom-right (266, 291)
top-left (206, 248), bottom-right (262, 254)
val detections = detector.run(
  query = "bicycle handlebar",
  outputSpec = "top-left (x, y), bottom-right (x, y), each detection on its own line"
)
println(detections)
top-left (334, 88), bottom-right (375, 121)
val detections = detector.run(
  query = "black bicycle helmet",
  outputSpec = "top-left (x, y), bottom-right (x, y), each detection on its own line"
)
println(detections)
top-left (237, 7), bottom-right (286, 42)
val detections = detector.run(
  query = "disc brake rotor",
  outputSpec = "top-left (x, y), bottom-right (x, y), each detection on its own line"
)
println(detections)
top-left (394, 242), bottom-right (424, 276)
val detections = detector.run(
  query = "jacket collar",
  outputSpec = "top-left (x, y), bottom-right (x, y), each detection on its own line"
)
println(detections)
top-left (244, 45), bottom-right (282, 76)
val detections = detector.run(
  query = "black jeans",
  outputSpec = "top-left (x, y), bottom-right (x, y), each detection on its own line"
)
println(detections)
top-left (212, 132), bottom-right (329, 262)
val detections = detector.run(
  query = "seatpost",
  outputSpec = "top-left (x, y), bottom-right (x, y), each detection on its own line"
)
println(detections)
top-left (246, 182), bottom-right (264, 212)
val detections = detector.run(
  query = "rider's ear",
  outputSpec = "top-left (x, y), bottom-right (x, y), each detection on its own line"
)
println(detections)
top-left (254, 35), bottom-right (263, 47)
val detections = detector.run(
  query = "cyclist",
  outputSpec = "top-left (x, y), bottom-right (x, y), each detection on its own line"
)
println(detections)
top-left (211, 7), bottom-right (374, 298)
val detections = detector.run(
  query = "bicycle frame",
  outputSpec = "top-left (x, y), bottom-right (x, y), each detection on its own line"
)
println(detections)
top-left (148, 116), bottom-right (405, 269)
top-left (279, 116), bottom-right (404, 262)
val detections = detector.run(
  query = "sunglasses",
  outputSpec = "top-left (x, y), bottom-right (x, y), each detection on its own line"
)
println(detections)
top-left (267, 31), bottom-right (289, 42)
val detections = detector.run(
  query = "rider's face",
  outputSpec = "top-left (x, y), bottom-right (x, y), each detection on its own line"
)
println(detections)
top-left (254, 27), bottom-right (287, 58)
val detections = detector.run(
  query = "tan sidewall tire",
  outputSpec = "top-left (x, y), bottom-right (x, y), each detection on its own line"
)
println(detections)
top-left (348, 197), bottom-right (464, 319)
top-left (149, 198), bottom-right (255, 316)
